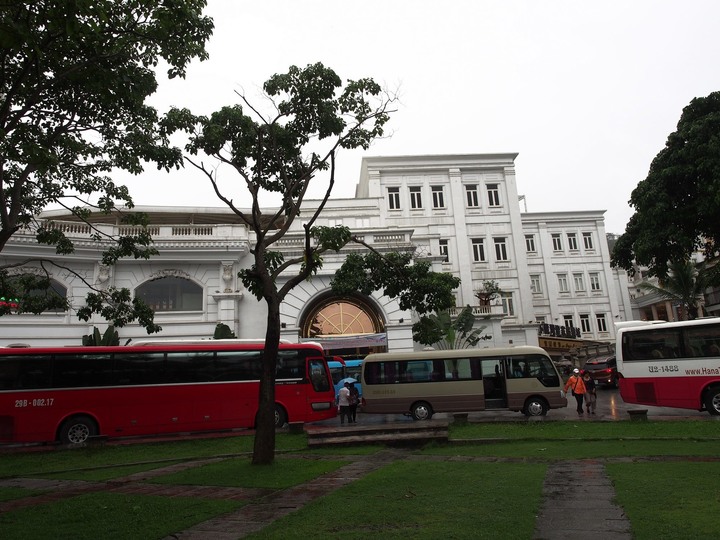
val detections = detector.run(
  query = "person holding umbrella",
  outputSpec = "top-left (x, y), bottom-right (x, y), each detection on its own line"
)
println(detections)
top-left (348, 381), bottom-right (360, 423)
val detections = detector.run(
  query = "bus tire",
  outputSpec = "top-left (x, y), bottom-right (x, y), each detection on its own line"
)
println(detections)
top-left (704, 387), bottom-right (720, 415)
top-left (274, 405), bottom-right (288, 427)
top-left (410, 401), bottom-right (433, 421)
top-left (523, 397), bottom-right (548, 417)
top-left (58, 415), bottom-right (98, 445)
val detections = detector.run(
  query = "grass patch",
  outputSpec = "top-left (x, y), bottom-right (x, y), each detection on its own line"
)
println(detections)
top-left (450, 419), bottom-right (720, 440)
top-left (608, 462), bottom-right (720, 539)
top-left (422, 439), bottom-right (720, 459)
top-left (0, 486), bottom-right (46, 502)
top-left (41, 463), bottom-right (169, 482)
top-left (0, 492), bottom-right (242, 540)
top-left (151, 457), bottom-right (348, 489)
top-left (245, 461), bottom-right (545, 539)
top-left (0, 433), bottom-right (307, 479)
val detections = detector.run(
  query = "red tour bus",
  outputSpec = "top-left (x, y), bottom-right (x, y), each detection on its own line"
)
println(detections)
top-left (0, 341), bottom-right (336, 444)
top-left (616, 318), bottom-right (720, 414)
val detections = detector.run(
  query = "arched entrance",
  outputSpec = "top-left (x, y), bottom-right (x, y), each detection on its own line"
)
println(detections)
top-left (301, 294), bottom-right (387, 358)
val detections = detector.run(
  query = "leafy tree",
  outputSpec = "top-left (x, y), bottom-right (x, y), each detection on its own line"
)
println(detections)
top-left (166, 63), bottom-right (394, 464)
top-left (474, 279), bottom-right (502, 306)
top-left (0, 0), bottom-right (213, 329)
top-left (410, 305), bottom-right (491, 349)
top-left (611, 91), bottom-right (720, 279)
top-left (637, 260), bottom-right (710, 320)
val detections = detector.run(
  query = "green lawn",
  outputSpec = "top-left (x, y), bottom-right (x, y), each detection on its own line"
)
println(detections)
top-left (1, 421), bottom-right (720, 539)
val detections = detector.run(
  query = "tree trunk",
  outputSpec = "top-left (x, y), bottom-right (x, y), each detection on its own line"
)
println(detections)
top-left (252, 295), bottom-right (282, 465)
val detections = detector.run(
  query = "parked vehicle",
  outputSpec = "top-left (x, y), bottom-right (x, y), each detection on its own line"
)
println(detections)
top-left (584, 356), bottom-right (617, 388)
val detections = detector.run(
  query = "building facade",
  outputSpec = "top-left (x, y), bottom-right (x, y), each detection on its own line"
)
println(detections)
top-left (0, 153), bottom-right (632, 355)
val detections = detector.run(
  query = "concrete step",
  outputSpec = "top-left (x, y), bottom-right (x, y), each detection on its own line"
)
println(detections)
top-left (305, 421), bottom-right (449, 447)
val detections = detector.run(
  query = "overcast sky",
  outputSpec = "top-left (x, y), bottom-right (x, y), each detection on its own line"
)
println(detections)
top-left (117, 0), bottom-right (720, 234)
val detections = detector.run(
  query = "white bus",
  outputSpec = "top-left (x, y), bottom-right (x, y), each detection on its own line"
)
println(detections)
top-left (360, 346), bottom-right (566, 419)
top-left (616, 318), bottom-right (720, 414)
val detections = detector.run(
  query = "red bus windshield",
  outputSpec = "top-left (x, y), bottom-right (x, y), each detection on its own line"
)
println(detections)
top-left (0, 342), bottom-right (336, 444)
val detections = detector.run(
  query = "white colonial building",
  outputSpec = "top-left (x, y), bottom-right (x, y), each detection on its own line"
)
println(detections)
top-left (0, 153), bottom-right (633, 358)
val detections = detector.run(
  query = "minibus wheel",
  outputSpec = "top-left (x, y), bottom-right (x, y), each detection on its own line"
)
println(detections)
top-left (523, 397), bottom-right (548, 417)
top-left (58, 415), bottom-right (98, 445)
top-left (410, 401), bottom-right (433, 421)
top-left (703, 387), bottom-right (720, 415)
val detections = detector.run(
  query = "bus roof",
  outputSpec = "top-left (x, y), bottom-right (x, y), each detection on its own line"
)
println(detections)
top-left (364, 346), bottom-right (549, 362)
top-left (616, 318), bottom-right (720, 332)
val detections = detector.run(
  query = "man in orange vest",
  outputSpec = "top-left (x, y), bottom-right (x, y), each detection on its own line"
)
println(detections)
top-left (563, 368), bottom-right (587, 415)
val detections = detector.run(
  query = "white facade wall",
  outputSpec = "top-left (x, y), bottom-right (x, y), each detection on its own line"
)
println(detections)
top-left (0, 153), bottom-right (628, 350)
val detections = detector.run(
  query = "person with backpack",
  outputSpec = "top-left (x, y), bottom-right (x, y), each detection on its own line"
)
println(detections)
top-left (562, 368), bottom-right (587, 415)
top-left (348, 382), bottom-right (360, 423)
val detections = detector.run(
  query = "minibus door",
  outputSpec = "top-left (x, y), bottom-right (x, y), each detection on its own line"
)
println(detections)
top-left (481, 357), bottom-right (507, 409)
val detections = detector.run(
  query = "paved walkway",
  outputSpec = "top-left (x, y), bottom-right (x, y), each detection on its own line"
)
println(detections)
top-left (0, 449), bottom-right (636, 539)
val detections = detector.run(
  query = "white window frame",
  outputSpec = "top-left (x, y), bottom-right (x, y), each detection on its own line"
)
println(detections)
top-left (596, 313), bottom-right (608, 333)
top-left (573, 273), bottom-right (585, 292)
top-left (501, 292), bottom-right (514, 316)
top-left (567, 233), bottom-right (578, 251)
top-left (465, 185), bottom-right (479, 208)
top-left (530, 274), bottom-right (542, 294)
top-left (557, 274), bottom-right (569, 293)
top-left (580, 314), bottom-right (591, 333)
top-left (409, 186), bottom-right (422, 209)
top-left (431, 185), bottom-right (445, 209)
top-left (525, 234), bottom-right (536, 253)
top-left (552, 234), bottom-right (562, 252)
top-left (387, 187), bottom-right (400, 210)
top-left (486, 183), bottom-right (500, 207)
top-left (439, 239), bottom-right (449, 263)
top-left (589, 272), bottom-right (601, 292)
top-left (493, 237), bottom-right (509, 262)
top-left (472, 238), bottom-right (486, 262)
top-left (583, 232), bottom-right (594, 250)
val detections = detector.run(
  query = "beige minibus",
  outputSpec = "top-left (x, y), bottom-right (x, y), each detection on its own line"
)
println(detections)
top-left (361, 346), bottom-right (567, 419)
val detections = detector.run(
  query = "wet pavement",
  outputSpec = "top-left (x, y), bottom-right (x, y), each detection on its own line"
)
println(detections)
top-left (1, 389), bottom-right (718, 539)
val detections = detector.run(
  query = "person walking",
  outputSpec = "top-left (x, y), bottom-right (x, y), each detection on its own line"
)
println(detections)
top-left (563, 368), bottom-right (587, 415)
top-left (337, 381), bottom-right (351, 425)
top-left (348, 382), bottom-right (360, 423)
top-left (583, 370), bottom-right (597, 415)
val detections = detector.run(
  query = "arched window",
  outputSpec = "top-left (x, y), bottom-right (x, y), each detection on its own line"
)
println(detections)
top-left (1, 274), bottom-right (67, 313)
top-left (303, 296), bottom-right (384, 337)
top-left (136, 277), bottom-right (203, 312)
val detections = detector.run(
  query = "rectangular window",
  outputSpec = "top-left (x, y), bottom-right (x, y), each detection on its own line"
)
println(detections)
top-left (563, 315), bottom-right (574, 328)
top-left (530, 274), bottom-right (542, 294)
top-left (558, 274), bottom-right (569, 293)
top-left (356, 217), bottom-right (370, 228)
top-left (439, 239), bottom-right (449, 262)
top-left (596, 313), bottom-right (608, 332)
top-left (465, 185), bottom-right (479, 207)
top-left (583, 232), bottom-right (594, 250)
top-left (552, 234), bottom-right (562, 251)
top-left (493, 237), bottom-right (509, 261)
top-left (580, 314), bottom-right (591, 333)
top-left (431, 186), bottom-right (445, 209)
top-left (501, 292), bottom-right (514, 316)
top-left (589, 272), bottom-right (601, 291)
top-left (327, 218), bottom-right (342, 227)
top-left (387, 187), bottom-right (400, 210)
top-left (409, 186), bottom-right (422, 209)
top-left (486, 183), bottom-right (500, 206)
top-left (525, 234), bottom-right (536, 253)
top-left (567, 233), bottom-right (578, 251)
top-left (573, 273), bottom-right (585, 292)
top-left (472, 238), bottom-right (485, 262)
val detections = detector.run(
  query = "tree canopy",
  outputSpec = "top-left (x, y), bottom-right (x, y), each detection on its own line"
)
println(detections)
top-left (0, 0), bottom-right (213, 328)
top-left (611, 91), bottom-right (720, 279)
top-left (168, 63), bottom-right (459, 464)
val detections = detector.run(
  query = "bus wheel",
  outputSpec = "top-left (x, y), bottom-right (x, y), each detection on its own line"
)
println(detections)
top-left (59, 415), bottom-right (98, 445)
top-left (274, 405), bottom-right (288, 427)
top-left (523, 397), bottom-right (548, 417)
top-left (410, 401), bottom-right (433, 421)
top-left (704, 388), bottom-right (720, 415)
